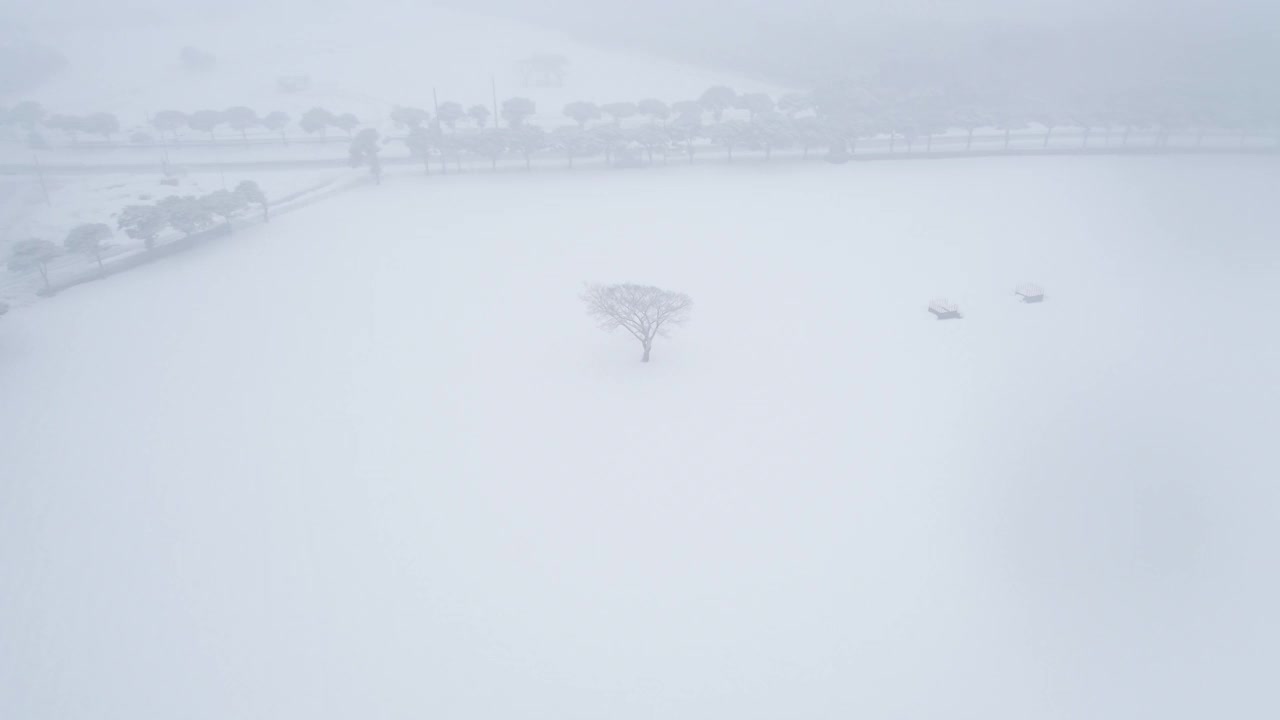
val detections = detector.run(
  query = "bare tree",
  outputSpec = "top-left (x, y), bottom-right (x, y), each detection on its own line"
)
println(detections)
top-left (582, 283), bottom-right (692, 362)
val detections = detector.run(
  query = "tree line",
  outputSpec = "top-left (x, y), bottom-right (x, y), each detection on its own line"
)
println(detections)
top-left (7, 73), bottom-right (1275, 157)
top-left (5, 181), bottom-right (269, 293)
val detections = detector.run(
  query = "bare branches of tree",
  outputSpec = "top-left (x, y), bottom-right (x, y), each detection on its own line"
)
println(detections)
top-left (582, 283), bottom-right (692, 362)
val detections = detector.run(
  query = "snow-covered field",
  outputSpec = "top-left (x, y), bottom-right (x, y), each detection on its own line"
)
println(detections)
top-left (3, 155), bottom-right (1280, 719)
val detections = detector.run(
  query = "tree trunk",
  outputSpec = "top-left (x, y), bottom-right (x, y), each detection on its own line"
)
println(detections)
top-left (925, 134), bottom-right (932, 152)
top-left (966, 128), bottom-right (974, 151)
top-left (262, 204), bottom-right (270, 223)
top-left (96, 255), bottom-right (103, 270)
top-left (641, 343), bottom-right (651, 362)
top-left (38, 264), bottom-right (49, 289)
top-left (1043, 127), bottom-right (1052, 148)
top-left (1003, 128), bottom-right (1011, 149)
top-left (491, 157), bottom-right (497, 170)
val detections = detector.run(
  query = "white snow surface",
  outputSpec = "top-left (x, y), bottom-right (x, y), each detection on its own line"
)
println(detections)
top-left (3, 156), bottom-right (1280, 719)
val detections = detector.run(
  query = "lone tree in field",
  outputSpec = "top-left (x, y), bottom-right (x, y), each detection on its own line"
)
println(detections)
top-left (64, 223), bottom-right (113, 269)
top-left (7, 238), bottom-right (61, 291)
top-left (583, 283), bottom-right (692, 362)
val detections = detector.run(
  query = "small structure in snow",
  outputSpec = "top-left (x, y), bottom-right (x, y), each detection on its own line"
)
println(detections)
top-left (1015, 283), bottom-right (1045, 303)
top-left (928, 299), bottom-right (963, 320)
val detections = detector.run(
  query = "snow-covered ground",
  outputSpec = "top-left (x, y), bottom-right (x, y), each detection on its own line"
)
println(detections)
top-left (3, 155), bottom-right (1279, 719)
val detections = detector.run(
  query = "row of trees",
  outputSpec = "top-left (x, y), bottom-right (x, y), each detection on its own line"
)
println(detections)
top-left (345, 82), bottom-right (1277, 180)
top-left (9, 78), bottom-right (1276, 154)
top-left (6, 181), bottom-right (269, 292)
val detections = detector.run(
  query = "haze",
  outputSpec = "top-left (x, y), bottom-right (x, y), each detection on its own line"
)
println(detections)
top-left (1, 1), bottom-right (1277, 719)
